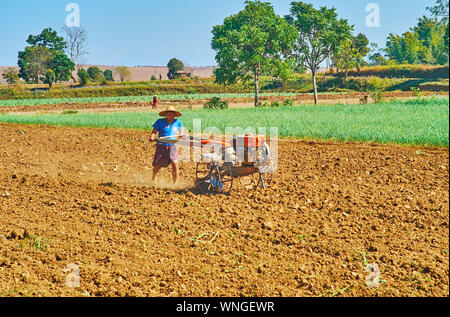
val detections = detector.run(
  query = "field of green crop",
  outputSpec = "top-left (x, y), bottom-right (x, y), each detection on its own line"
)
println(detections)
top-left (0, 98), bottom-right (448, 146)
top-left (0, 92), bottom-right (303, 107)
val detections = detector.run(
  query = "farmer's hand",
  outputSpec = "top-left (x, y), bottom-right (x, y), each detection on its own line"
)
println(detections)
top-left (149, 134), bottom-right (156, 142)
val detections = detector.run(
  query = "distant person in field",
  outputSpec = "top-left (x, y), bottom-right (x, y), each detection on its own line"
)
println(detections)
top-left (149, 106), bottom-right (184, 184)
top-left (152, 94), bottom-right (158, 109)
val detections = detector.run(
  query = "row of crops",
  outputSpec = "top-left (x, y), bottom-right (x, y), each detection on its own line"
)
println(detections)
top-left (1, 98), bottom-right (448, 147)
top-left (0, 92), bottom-right (304, 107)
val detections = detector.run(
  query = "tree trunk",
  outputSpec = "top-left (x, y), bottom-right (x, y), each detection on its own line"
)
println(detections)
top-left (312, 71), bottom-right (318, 105)
top-left (254, 70), bottom-right (259, 107)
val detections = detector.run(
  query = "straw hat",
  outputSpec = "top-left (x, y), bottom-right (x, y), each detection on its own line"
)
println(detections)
top-left (159, 105), bottom-right (182, 117)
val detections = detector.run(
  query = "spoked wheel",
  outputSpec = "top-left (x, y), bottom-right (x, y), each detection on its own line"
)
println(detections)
top-left (196, 162), bottom-right (233, 194)
top-left (196, 162), bottom-right (213, 194)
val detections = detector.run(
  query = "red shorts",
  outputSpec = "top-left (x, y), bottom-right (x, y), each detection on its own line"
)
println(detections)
top-left (152, 144), bottom-right (178, 168)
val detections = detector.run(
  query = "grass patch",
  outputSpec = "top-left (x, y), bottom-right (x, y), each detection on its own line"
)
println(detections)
top-left (0, 97), bottom-right (448, 147)
top-left (61, 110), bottom-right (78, 115)
top-left (21, 234), bottom-right (51, 251)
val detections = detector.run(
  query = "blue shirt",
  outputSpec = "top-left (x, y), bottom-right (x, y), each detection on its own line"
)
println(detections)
top-left (153, 118), bottom-right (183, 146)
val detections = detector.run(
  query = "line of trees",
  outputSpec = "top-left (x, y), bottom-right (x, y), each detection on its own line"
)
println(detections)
top-left (211, 0), bottom-right (449, 106)
top-left (212, 1), bottom-right (356, 105)
top-left (370, 0), bottom-right (449, 66)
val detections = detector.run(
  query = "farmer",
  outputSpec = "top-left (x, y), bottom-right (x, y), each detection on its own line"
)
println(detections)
top-left (152, 94), bottom-right (158, 109)
top-left (149, 106), bottom-right (184, 184)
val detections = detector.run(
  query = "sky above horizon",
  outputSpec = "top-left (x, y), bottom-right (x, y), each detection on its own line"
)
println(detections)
top-left (0, 0), bottom-right (437, 67)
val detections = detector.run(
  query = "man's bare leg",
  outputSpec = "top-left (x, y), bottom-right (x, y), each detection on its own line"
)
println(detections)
top-left (171, 162), bottom-right (179, 184)
top-left (152, 165), bottom-right (161, 182)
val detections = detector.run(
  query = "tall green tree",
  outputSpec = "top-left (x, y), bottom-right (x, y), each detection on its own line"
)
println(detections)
top-left (333, 33), bottom-right (369, 78)
top-left (18, 46), bottom-right (52, 83)
top-left (212, 1), bottom-right (297, 106)
top-left (286, 1), bottom-right (353, 104)
top-left (352, 33), bottom-right (370, 71)
top-left (26, 28), bottom-right (66, 52)
top-left (18, 28), bottom-right (74, 84)
top-left (413, 16), bottom-right (448, 64)
top-left (384, 1), bottom-right (449, 65)
top-left (333, 38), bottom-right (358, 80)
top-left (50, 51), bottom-right (75, 82)
top-left (386, 32), bottom-right (425, 64)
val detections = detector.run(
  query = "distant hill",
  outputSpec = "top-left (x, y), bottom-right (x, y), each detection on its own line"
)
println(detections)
top-left (0, 65), bottom-right (216, 84)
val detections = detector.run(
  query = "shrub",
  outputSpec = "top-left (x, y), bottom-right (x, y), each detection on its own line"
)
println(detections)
top-left (104, 70), bottom-right (114, 82)
top-left (2, 67), bottom-right (20, 84)
top-left (256, 101), bottom-right (269, 107)
top-left (270, 100), bottom-right (281, 107)
top-left (151, 75), bottom-right (157, 81)
top-left (77, 68), bottom-right (89, 86)
top-left (411, 87), bottom-right (422, 97)
top-left (87, 66), bottom-right (104, 81)
top-left (282, 99), bottom-right (294, 106)
top-left (203, 97), bottom-right (228, 109)
top-left (371, 91), bottom-right (384, 103)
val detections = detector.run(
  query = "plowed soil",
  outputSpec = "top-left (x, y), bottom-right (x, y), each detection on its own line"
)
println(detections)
top-left (1, 91), bottom-right (447, 114)
top-left (0, 123), bottom-right (448, 297)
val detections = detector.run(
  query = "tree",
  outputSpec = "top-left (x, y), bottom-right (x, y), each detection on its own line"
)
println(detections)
top-left (167, 58), bottom-right (184, 79)
top-left (26, 28), bottom-right (66, 52)
top-left (50, 51), bottom-right (76, 82)
top-left (427, 0), bottom-right (449, 23)
top-left (427, 0), bottom-right (449, 57)
top-left (77, 68), bottom-right (89, 86)
top-left (286, 1), bottom-right (353, 104)
top-left (333, 33), bottom-right (369, 78)
top-left (333, 38), bottom-right (358, 80)
top-left (87, 66), bottom-right (104, 81)
top-left (18, 46), bottom-right (52, 83)
top-left (104, 69), bottom-right (114, 82)
top-left (18, 28), bottom-right (74, 84)
top-left (61, 26), bottom-right (89, 82)
top-left (115, 66), bottom-right (131, 82)
top-left (212, 1), bottom-right (297, 106)
top-left (386, 32), bottom-right (425, 64)
top-left (61, 26), bottom-right (88, 65)
top-left (352, 33), bottom-right (370, 71)
top-left (43, 69), bottom-right (55, 89)
top-left (413, 16), bottom-right (448, 64)
top-left (2, 67), bottom-right (20, 84)
top-left (383, 1), bottom-right (449, 65)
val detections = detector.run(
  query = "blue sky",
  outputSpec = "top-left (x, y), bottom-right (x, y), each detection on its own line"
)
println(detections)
top-left (0, 0), bottom-right (437, 66)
